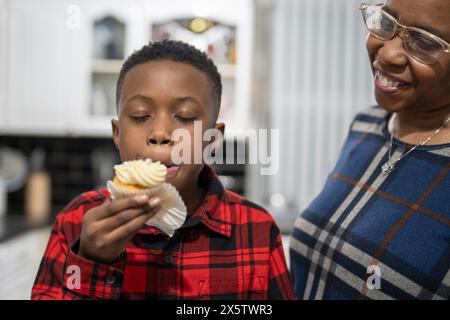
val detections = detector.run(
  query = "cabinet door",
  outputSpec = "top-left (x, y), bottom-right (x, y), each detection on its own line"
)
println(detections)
top-left (6, 0), bottom-right (87, 135)
top-left (74, 0), bottom-right (141, 137)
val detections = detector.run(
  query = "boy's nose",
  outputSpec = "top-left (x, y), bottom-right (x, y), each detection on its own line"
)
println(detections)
top-left (147, 125), bottom-right (172, 145)
top-left (147, 114), bottom-right (175, 146)
top-left (147, 131), bottom-right (173, 146)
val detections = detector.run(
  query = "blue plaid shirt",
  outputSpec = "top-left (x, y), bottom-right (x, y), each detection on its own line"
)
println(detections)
top-left (290, 106), bottom-right (450, 300)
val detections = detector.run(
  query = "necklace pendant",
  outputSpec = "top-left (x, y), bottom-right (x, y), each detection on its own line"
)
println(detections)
top-left (381, 162), bottom-right (394, 175)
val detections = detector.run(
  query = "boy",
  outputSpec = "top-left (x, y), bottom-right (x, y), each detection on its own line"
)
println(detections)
top-left (31, 40), bottom-right (295, 300)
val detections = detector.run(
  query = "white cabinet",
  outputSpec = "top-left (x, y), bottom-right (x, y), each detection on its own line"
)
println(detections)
top-left (0, 0), bottom-right (253, 138)
top-left (2, 0), bottom-right (86, 135)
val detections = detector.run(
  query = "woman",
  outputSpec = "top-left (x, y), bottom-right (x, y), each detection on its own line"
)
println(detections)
top-left (289, 0), bottom-right (450, 300)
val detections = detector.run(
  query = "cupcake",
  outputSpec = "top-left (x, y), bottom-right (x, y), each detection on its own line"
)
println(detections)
top-left (108, 159), bottom-right (167, 198)
top-left (106, 159), bottom-right (187, 237)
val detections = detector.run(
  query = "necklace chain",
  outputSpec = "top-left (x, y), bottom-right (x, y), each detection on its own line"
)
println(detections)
top-left (382, 113), bottom-right (450, 175)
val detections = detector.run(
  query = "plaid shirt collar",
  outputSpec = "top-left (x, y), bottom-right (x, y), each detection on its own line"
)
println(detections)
top-left (109, 165), bottom-right (232, 238)
top-left (183, 165), bottom-right (232, 238)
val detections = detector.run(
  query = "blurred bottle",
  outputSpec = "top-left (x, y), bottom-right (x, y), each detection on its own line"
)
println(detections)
top-left (227, 38), bottom-right (236, 64)
top-left (25, 148), bottom-right (51, 226)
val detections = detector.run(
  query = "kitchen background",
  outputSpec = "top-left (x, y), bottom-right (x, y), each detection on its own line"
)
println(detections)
top-left (0, 0), bottom-right (374, 299)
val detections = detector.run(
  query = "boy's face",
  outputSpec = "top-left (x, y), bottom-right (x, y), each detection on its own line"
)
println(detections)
top-left (112, 59), bottom-right (224, 194)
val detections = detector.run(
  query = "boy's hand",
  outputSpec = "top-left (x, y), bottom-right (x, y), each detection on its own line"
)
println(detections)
top-left (78, 195), bottom-right (162, 264)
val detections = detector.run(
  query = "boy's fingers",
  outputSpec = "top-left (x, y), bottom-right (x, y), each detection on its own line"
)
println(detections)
top-left (108, 195), bottom-right (152, 213)
top-left (101, 200), bottom-right (162, 231)
top-left (106, 209), bottom-right (161, 243)
top-left (94, 195), bottom-right (154, 220)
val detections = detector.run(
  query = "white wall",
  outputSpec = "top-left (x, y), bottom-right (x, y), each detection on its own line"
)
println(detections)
top-left (247, 0), bottom-right (375, 232)
top-left (0, 0), bottom-right (8, 130)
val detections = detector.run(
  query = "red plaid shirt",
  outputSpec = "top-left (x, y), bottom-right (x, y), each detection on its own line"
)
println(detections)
top-left (31, 165), bottom-right (296, 300)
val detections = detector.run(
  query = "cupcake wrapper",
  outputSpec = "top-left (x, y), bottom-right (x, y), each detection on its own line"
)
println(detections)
top-left (106, 181), bottom-right (187, 237)
top-left (106, 181), bottom-right (164, 200)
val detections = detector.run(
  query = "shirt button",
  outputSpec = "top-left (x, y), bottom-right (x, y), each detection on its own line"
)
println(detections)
top-left (106, 275), bottom-right (116, 285)
top-left (165, 255), bottom-right (174, 264)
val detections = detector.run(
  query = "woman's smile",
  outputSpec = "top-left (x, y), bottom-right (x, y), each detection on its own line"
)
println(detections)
top-left (374, 70), bottom-right (411, 94)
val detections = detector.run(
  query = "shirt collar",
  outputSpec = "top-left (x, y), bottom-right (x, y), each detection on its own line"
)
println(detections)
top-left (182, 165), bottom-right (232, 238)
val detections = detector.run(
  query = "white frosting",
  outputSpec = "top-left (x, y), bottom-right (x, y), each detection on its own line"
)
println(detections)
top-left (114, 159), bottom-right (167, 188)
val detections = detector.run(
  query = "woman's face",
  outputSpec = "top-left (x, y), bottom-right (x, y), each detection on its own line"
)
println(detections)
top-left (366, 0), bottom-right (450, 114)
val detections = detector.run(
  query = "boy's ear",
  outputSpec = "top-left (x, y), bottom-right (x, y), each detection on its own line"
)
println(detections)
top-left (215, 122), bottom-right (225, 136)
top-left (211, 122), bottom-right (225, 151)
top-left (111, 119), bottom-right (120, 149)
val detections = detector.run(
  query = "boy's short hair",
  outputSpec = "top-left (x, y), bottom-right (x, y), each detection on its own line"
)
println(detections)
top-left (116, 39), bottom-right (222, 120)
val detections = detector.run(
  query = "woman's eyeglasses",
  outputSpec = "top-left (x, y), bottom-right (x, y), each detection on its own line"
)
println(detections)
top-left (359, 3), bottom-right (450, 64)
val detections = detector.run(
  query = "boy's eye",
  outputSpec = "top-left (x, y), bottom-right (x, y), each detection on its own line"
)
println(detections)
top-left (175, 115), bottom-right (196, 124)
top-left (130, 115), bottom-right (151, 123)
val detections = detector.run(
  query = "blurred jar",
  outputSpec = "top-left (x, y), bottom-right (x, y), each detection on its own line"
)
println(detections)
top-left (25, 148), bottom-right (51, 226)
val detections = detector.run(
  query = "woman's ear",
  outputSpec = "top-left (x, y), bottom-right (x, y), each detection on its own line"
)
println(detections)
top-left (111, 119), bottom-right (120, 149)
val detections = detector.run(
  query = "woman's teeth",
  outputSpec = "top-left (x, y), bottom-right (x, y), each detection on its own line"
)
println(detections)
top-left (376, 71), bottom-right (405, 88)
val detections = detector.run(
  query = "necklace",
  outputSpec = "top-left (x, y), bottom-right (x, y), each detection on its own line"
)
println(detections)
top-left (381, 113), bottom-right (450, 175)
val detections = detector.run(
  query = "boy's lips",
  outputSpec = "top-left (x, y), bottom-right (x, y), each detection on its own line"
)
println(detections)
top-left (137, 157), bottom-right (180, 180)
top-left (166, 165), bottom-right (180, 180)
